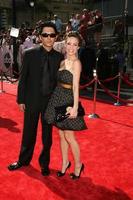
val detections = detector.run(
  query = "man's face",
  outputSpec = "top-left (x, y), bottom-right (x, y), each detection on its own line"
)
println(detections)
top-left (40, 27), bottom-right (57, 49)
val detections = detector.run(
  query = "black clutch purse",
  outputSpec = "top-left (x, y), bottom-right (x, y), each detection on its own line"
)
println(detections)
top-left (55, 102), bottom-right (85, 122)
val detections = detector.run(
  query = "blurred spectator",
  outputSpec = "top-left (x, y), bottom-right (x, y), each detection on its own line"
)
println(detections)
top-left (71, 13), bottom-right (80, 31)
top-left (113, 19), bottom-right (124, 43)
top-left (81, 8), bottom-right (90, 25)
top-left (65, 21), bottom-right (72, 33)
top-left (86, 11), bottom-right (95, 47)
top-left (94, 9), bottom-right (104, 47)
top-left (78, 20), bottom-right (87, 45)
top-left (52, 15), bottom-right (63, 33)
top-left (69, 13), bottom-right (75, 24)
top-left (53, 40), bottom-right (65, 55)
top-left (116, 49), bottom-right (125, 72)
top-left (23, 35), bottom-right (34, 49)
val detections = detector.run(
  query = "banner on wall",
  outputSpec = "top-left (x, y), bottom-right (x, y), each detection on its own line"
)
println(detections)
top-left (0, 45), bottom-right (13, 75)
top-left (10, 27), bottom-right (19, 38)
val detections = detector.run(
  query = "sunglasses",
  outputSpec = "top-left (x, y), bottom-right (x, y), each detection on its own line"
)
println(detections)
top-left (41, 33), bottom-right (56, 38)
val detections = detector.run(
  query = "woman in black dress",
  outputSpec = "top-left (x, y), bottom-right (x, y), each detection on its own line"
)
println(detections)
top-left (45, 32), bottom-right (87, 179)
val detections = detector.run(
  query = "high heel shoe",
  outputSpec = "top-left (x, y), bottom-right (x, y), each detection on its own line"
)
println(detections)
top-left (70, 163), bottom-right (84, 180)
top-left (57, 162), bottom-right (71, 177)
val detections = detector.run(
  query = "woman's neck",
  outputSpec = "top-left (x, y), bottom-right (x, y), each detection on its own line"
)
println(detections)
top-left (66, 55), bottom-right (77, 61)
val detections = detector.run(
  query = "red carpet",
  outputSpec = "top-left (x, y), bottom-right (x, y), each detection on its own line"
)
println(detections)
top-left (0, 82), bottom-right (133, 200)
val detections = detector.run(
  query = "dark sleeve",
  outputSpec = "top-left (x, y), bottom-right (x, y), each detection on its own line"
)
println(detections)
top-left (60, 53), bottom-right (64, 61)
top-left (17, 51), bottom-right (29, 104)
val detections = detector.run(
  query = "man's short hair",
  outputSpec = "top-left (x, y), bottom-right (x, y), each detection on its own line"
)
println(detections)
top-left (39, 21), bottom-right (57, 35)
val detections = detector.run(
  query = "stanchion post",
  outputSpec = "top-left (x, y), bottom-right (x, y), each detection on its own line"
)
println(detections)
top-left (114, 72), bottom-right (122, 106)
top-left (0, 70), bottom-right (5, 93)
top-left (88, 68), bottom-right (100, 118)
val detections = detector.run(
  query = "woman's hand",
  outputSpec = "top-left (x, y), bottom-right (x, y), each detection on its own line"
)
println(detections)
top-left (66, 106), bottom-right (78, 118)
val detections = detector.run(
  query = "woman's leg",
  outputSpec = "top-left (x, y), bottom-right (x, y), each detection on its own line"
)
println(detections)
top-left (64, 130), bottom-right (82, 176)
top-left (59, 129), bottom-right (70, 173)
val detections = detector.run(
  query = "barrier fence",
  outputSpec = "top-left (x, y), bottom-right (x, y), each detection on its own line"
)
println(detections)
top-left (0, 70), bottom-right (5, 93)
top-left (81, 71), bottom-right (133, 103)
top-left (1, 65), bottom-right (133, 119)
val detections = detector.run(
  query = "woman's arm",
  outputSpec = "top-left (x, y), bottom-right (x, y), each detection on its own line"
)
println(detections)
top-left (69, 59), bottom-right (81, 117)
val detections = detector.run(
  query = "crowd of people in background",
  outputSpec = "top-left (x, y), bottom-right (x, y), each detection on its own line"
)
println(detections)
top-left (0, 8), bottom-right (104, 78)
top-left (0, 7), bottom-right (129, 82)
top-left (0, 8), bottom-right (104, 50)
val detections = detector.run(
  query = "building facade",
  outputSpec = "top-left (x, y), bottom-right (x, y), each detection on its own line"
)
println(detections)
top-left (0, 0), bottom-right (91, 28)
top-left (0, 0), bottom-right (11, 29)
top-left (0, 0), bottom-right (132, 29)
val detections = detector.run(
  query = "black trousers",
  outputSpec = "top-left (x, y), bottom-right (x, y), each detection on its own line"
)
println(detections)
top-left (18, 107), bottom-right (52, 169)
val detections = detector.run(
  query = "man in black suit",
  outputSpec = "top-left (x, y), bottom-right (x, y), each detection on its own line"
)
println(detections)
top-left (8, 22), bottom-right (64, 176)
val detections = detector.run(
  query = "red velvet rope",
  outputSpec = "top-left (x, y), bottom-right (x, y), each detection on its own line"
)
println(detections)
top-left (121, 75), bottom-right (133, 87)
top-left (1, 67), bottom-right (133, 104)
top-left (100, 74), bottom-right (119, 82)
top-left (3, 73), bottom-right (18, 83)
top-left (98, 80), bottom-right (133, 103)
top-left (80, 78), bottom-right (95, 89)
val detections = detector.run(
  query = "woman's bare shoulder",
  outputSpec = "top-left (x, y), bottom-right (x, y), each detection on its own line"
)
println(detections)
top-left (73, 59), bottom-right (81, 67)
top-left (72, 59), bottom-right (81, 73)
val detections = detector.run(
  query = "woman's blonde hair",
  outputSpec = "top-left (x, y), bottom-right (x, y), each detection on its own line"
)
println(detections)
top-left (65, 31), bottom-right (82, 46)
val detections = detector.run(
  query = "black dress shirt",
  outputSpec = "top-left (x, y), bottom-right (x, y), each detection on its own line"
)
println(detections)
top-left (17, 45), bottom-right (64, 111)
top-left (40, 46), bottom-right (63, 96)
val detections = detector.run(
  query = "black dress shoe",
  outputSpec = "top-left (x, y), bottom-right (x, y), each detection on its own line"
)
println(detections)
top-left (8, 161), bottom-right (23, 171)
top-left (41, 168), bottom-right (50, 176)
top-left (70, 163), bottom-right (84, 180)
top-left (8, 161), bottom-right (29, 171)
top-left (57, 161), bottom-right (71, 177)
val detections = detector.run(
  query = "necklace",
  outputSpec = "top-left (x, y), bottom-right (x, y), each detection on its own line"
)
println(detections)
top-left (66, 59), bottom-right (72, 64)
top-left (66, 58), bottom-right (77, 65)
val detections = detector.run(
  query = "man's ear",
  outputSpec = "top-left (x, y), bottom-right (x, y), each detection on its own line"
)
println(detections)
top-left (55, 34), bottom-right (58, 42)
top-left (55, 36), bottom-right (58, 42)
top-left (39, 35), bottom-right (42, 42)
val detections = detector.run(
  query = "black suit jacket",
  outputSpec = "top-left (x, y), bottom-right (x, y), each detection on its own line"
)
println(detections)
top-left (17, 45), bottom-right (64, 111)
